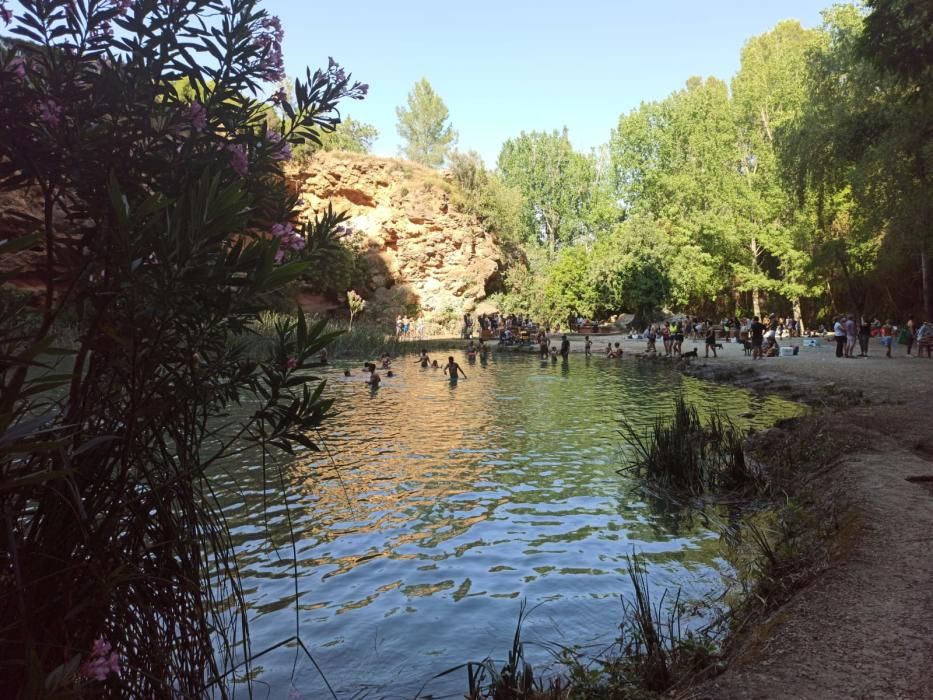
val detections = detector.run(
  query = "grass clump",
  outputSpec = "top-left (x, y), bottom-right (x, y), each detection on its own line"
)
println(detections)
top-left (619, 396), bottom-right (761, 496)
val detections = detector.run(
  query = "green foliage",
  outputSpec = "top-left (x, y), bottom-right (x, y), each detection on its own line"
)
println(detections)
top-left (292, 114), bottom-right (378, 159)
top-left (396, 77), bottom-right (458, 167)
top-left (0, 1), bottom-right (365, 695)
top-left (498, 128), bottom-right (614, 253)
top-left (449, 150), bottom-right (526, 247)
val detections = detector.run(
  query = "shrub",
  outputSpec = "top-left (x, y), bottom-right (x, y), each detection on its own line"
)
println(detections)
top-left (0, 1), bottom-right (365, 696)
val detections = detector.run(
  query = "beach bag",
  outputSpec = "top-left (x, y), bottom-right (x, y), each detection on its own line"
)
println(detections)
top-left (897, 328), bottom-right (909, 345)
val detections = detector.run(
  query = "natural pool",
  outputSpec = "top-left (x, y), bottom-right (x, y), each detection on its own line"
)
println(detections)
top-left (214, 350), bottom-right (804, 698)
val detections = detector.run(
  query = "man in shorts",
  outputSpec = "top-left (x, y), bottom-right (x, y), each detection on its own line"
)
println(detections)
top-left (750, 316), bottom-right (765, 360)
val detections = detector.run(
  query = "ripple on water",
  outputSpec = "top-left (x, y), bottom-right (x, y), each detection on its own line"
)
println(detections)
top-left (211, 351), bottom-right (804, 698)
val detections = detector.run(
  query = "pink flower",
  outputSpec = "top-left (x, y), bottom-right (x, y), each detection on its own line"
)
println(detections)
top-left (254, 16), bottom-right (285, 82)
top-left (184, 101), bottom-right (207, 132)
top-left (286, 356), bottom-right (299, 369)
top-left (267, 131), bottom-right (292, 161)
top-left (226, 144), bottom-right (248, 176)
top-left (37, 99), bottom-right (62, 127)
top-left (7, 56), bottom-right (25, 79)
top-left (79, 638), bottom-right (121, 682)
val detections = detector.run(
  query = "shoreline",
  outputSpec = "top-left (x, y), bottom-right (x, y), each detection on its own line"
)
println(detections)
top-left (671, 339), bottom-right (933, 698)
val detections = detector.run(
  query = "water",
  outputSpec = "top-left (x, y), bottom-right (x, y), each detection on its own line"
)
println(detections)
top-left (213, 351), bottom-right (803, 698)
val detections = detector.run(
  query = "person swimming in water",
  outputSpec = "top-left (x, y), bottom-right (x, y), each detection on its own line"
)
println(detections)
top-left (416, 349), bottom-right (430, 367)
top-left (343, 369), bottom-right (351, 377)
top-left (444, 356), bottom-right (467, 380)
top-left (379, 353), bottom-right (391, 369)
top-left (431, 359), bottom-right (439, 368)
top-left (365, 362), bottom-right (381, 388)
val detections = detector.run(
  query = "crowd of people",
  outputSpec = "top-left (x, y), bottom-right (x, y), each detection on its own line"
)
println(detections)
top-left (829, 315), bottom-right (933, 359)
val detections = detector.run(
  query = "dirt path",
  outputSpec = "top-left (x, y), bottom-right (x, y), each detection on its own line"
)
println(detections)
top-left (667, 339), bottom-right (933, 699)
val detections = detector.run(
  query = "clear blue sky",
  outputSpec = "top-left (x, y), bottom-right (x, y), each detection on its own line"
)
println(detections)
top-left (270, 1), bottom-right (829, 166)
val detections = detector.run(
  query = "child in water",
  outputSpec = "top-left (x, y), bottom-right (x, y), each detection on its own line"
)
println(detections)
top-left (444, 356), bottom-right (467, 380)
top-left (431, 359), bottom-right (439, 368)
top-left (416, 349), bottom-right (430, 367)
top-left (380, 353), bottom-right (391, 369)
top-left (584, 335), bottom-right (592, 356)
top-left (550, 346), bottom-right (558, 362)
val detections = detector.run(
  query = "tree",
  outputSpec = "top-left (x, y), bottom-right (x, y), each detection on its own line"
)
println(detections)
top-left (395, 77), bottom-right (457, 167)
top-left (498, 129), bottom-right (610, 253)
top-left (319, 115), bottom-right (378, 153)
top-left (732, 20), bottom-right (824, 326)
top-left (0, 1), bottom-right (365, 694)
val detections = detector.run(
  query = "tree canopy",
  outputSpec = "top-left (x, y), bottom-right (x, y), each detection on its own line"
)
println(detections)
top-left (396, 77), bottom-right (457, 167)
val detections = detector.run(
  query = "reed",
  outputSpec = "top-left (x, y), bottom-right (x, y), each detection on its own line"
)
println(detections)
top-left (618, 396), bottom-right (762, 496)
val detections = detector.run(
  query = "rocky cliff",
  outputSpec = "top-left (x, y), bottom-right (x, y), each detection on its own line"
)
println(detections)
top-left (289, 152), bottom-right (504, 323)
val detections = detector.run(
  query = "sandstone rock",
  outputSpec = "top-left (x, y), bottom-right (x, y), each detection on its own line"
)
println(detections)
top-left (288, 152), bottom-right (504, 322)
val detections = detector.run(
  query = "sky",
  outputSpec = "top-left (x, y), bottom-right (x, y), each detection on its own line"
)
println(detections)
top-left (265, 0), bottom-right (832, 166)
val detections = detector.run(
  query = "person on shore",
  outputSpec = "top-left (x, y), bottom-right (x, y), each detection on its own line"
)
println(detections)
top-left (844, 314), bottom-right (857, 358)
top-left (905, 316), bottom-right (916, 356)
top-left (444, 356), bottom-right (467, 380)
top-left (395, 315), bottom-right (403, 339)
top-left (646, 325), bottom-right (657, 353)
top-left (661, 322), bottom-right (672, 356)
top-left (916, 321), bottom-right (933, 357)
top-left (560, 334), bottom-right (570, 360)
top-left (705, 326), bottom-right (718, 358)
top-left (880, 319), bottom-right (894, 358)
top-left (858, 317), bottom-right (871, 357)
top-left (750, 316), bottom-right (765, 360)
top-left (416, 317), bottom-right (426, 340)
top-left (584, 335), bottom-right (592, 357)
top-left (672, 323), bottom-right (684, 357)
top-left (833, 316), bottom-right (846, 358)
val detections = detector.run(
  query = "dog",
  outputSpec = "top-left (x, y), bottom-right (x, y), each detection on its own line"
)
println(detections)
top-left (714, 342), bottom-right (724, 350)
top-left (742, 340), bottom-right (753, 356)
top-left (681, 348), bottom-right (698, 359)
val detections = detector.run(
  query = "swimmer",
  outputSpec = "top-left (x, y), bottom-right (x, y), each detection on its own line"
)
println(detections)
top-left (380, 352), bottom-right (391, 369)
top-left (444, 356), bottom-right (467, 380)
top-left (386, 370), bottom-right (394, 377)
top-left (416, 349), bottom-right (430, 367)
top-left (343, 369), bottom-right (351, 377)
top-left (319, 348), bottom-right (328, 365)
top-left (431, 359), bottom-right (439, 368)
top-left (365, 362), bottom-right (381, 388)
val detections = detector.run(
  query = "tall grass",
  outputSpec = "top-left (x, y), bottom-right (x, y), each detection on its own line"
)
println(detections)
top-left (619, 396), bottom-right (762, 495)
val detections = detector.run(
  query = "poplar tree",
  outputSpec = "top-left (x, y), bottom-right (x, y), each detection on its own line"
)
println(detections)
top-left (396, 78), bottom-right (458, 167)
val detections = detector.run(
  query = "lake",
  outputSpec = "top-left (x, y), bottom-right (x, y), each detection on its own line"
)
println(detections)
top-left (213, 350), bottom-right (803, 698)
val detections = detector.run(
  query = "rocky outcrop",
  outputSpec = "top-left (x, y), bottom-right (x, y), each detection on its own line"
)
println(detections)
top-left (289, 152), bottom-right (504, 322)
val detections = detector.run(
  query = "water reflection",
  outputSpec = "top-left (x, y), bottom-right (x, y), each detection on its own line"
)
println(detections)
top-left (212, 352), bottom-right (803, 697)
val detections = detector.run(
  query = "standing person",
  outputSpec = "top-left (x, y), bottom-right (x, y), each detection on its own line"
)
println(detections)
top-left (672, 323), bottom-right (684, 357)
top-left (844, 314), bottom-right (857, 358)
top-left (560, 334), bottom-right (570, 360)
top-left (365, 362), bottom-right (381, 388)
top-left (444, 356), bottom-right (467, 380)
top-left (584, 335), bottom-right (592, 357)
top-left (858, 317), bottom-right (871, 357)
top-left (906, 316), bottom-right (916, 356)
top-left (416, 317), bottom-right (426, 341)
top-left (395, 315), bottom-right (403, 339)
top-left (750, 316), bottom-right (765, 360)
top-left (705, 326), bottom-right (718, 358)
top-left (539, 332), bottom-right (549, 360)
top-left (661, 322), bottom-right (672, 356)
top-left (880, 319), bottom-right (894, 357)
top-left (833, 316), bottom-right (846, 358)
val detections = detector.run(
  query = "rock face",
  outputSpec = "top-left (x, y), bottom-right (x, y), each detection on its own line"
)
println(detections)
top-left (289, 152), bottom-right (503, 323)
